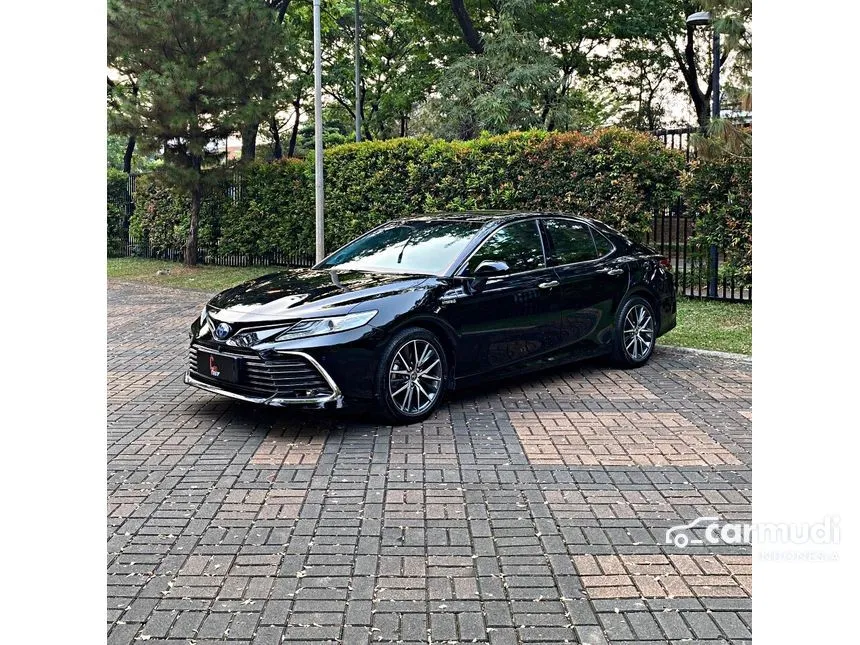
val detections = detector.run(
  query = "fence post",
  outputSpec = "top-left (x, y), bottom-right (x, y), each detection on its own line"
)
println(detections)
top-left (708, 245), bottom-right (719, 298)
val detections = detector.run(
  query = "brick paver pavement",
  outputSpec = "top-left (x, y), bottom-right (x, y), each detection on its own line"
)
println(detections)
top-left (108, 281), bottom-right (752, 645)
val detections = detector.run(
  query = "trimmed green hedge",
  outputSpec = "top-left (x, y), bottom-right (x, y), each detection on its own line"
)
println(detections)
top-left (683, 156), bottom-right (752, 283)
top-left (219, 159), bottom-right (315, 255)
top-left (126, 129), bottom-right (757, 267)
top-left (130, 174), bottom-right (226, 254)
top-left (107, 169), bottom-right (129, 257)
top-left (217, 128), bottom-right (685, 256)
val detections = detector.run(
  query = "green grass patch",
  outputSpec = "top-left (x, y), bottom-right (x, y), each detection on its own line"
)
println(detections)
top-left (107, 257), bottom-right (276, 292)
top-left (663, 299), bottom-right (751, 355)
top-left (108, 258), bottom-right (751, 355)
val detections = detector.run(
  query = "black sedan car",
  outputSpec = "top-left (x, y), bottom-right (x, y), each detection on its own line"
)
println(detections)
top-left (186, 211), bottom-right (676, 423)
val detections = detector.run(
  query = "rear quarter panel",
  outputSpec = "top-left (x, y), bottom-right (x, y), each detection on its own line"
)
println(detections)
top-left (626, 247), bottom-right (677, 336)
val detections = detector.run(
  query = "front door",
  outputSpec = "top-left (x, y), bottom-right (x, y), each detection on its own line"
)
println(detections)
top-left (441, 219), bottom-right (563, 379)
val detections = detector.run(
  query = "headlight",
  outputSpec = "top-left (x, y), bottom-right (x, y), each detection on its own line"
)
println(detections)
top-left (195, 306), bottom-right (210, 338)
top-left (275, 310), bottom-right (378, 341)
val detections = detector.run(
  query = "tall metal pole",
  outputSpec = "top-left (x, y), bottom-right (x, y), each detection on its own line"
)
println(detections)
top-left (707, 29), bottom-right (721, 299)
top-left (313, 0), bottom-right (325, 263)
top-left (354, 0), bottom-right (362, 142)
top-left (711, 30), bottom-right (721, 120)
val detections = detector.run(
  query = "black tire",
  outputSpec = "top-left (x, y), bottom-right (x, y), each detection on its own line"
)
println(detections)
top-left (374, 327), bottom-right (449, 424)
top-left (610, 296), bottom-right (657, 368)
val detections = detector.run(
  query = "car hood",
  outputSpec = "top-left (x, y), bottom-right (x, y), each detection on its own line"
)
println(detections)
top-left (207, 268), bottom-right (431, 323)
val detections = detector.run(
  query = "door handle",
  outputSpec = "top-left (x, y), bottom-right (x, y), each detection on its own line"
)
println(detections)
top-left (598, 267), bottom-right (624, 276)
top-left (538, 280), bottom-right (560, 289)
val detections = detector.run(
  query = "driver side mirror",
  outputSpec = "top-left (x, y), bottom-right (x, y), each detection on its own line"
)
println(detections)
top-left (469, 260), bottom-right (510, 292)
top-left (474, 260), bottom-right (510, 276)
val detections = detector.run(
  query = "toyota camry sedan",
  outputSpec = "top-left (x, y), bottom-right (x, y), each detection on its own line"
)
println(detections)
top-left (186, 211), bottom-right (676, 423)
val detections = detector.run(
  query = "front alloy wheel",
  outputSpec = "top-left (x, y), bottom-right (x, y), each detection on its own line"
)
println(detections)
top-left (376, 328), bottom-right (448, 423)
top-left (388, 339), bottom-right (443, 415)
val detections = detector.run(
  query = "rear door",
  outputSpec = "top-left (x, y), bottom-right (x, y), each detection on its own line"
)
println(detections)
top-left (540, 218), bottom-right (630, 356)
top-left (441, 219), bottom-right (563, 378)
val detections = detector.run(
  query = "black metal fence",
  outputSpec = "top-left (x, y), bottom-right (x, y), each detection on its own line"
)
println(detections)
top-left (650, 126), bottom-right (698, 162)
top-left (123, 233), bottom-right (314, 268)
top-left (646, 200), bottom-right (751, 303)
top-left (645, 125), bottom-right (751, 303)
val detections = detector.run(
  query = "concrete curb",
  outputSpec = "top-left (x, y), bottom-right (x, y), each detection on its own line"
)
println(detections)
top-left (658, 344), bottom-right (752, 363)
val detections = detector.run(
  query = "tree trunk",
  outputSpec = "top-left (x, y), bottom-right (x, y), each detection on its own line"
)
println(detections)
top-left (459, 116), bottom-right (476, 141)
top-left (185, 157), bottom-right (202, 266)
top-left (288, 99), bottom-right (301, 157)
top-left (363, 101), bottom-right (377, 141)
top-left (241, 122), bottom-right (259, 162)
top-left (400, 115), bottom-right (407, 138)
top-left (451, 0), bottom-right (484, 54)
top-left (665, 25), bottom-right (709, 130)
top-left (122, 135), bottom-right (136, 174)
top-left (682, 26), bottom-right (708, 129)
top-left (120, 82), bottom-right (139, 173)
top-left (186, 186), bottom-right (201, 266)
top-left (270, 116), bottom-right (283, 159)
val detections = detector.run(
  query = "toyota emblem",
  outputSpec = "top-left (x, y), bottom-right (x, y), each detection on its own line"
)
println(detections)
top-left (213, 322), bottom-right (232, 340)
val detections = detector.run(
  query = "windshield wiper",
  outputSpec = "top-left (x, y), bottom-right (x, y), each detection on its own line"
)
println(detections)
top-left (396, 228), bottom-right (416, 264)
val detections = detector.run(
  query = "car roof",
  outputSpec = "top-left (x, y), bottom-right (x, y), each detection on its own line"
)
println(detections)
top-left (399, 210), bottom-right (594, 226)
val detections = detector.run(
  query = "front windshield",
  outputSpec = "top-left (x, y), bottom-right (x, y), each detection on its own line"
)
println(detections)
top-left (317, 220), bottom-right (484, 275)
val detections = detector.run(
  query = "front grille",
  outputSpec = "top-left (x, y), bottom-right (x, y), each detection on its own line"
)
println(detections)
top-left (189, 344), bottom-right (333, 399)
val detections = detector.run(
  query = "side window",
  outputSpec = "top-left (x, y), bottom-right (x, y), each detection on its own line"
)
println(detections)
top-left (465, 220), bottom-right (545, 275)
top-left (592, 229), bottom-right (614, 256)
top-left (543, 219), bottom-right (598, 265)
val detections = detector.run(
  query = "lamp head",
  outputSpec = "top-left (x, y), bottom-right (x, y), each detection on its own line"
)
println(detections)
top-left (686, 11), bottom-right (712, 27)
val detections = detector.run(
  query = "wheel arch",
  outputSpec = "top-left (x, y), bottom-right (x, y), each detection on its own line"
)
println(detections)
top-left (387, 315), bottom-right (458, 383)
top-left (623, 286), bottom-right (661, 331)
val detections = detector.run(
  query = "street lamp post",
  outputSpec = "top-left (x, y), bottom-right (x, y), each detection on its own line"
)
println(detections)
top-left (313, 0), bottom-right (324, 263)
top-left (686, 10), bottom-right (721, 299)
top-left (354, 0), bottom-right (362, 142)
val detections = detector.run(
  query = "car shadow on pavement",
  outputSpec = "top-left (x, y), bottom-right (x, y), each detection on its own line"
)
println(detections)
top-left (445, 355), bottom-right (608, 404)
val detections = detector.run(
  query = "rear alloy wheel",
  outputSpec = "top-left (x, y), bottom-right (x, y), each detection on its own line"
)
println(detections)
top-left (611, 296), bottom-right (656, 368)
top-left (376, 328), bottom-right (448, 424)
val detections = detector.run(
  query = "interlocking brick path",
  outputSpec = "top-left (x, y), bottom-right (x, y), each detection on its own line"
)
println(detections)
top-left (512, 411), bottom-right (742, 467)
top-left (108, 280), bottom-right (752, 645)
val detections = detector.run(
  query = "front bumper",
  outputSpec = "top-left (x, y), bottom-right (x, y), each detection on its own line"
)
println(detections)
top-left (185, 347), bottom-right (344, 409)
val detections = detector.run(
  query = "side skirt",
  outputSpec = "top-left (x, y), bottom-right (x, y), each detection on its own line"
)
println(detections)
top-left (451, 345), bottom-right (612, 391)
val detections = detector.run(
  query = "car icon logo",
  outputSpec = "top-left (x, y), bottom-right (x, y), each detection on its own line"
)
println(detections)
top-left (213, 322), bottom-right (232, 340)
top-left (665, 517), bottom-right (720, 548)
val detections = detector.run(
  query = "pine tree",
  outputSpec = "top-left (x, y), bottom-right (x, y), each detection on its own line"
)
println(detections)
top-left (108, 0), bottom-right (282, 265)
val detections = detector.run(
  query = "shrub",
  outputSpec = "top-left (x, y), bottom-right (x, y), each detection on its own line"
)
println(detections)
top-left (107, 169), bottom-right (129, 256)
top-left (233, 129), bottom-right (683, 256)
top-left (130, 173), bottom-right (224, 256)
top-left (518, 128), bottom-right (684, 241)
top-left (124, 128), bottom-right (689, 260)
top-left (107, 168), bottom-right (129, 207)
top-left (319, 137), bottom-right (431, 249)
top-left (684, 156), bottom-right (752, 283)
top-left (219, 159), bottom-right (314, 256)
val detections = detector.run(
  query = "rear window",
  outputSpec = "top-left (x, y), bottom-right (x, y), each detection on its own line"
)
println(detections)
top-left (593, 229), bottom-right (614, 256)
top-left (543, 219), bottom-right (598, 265)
